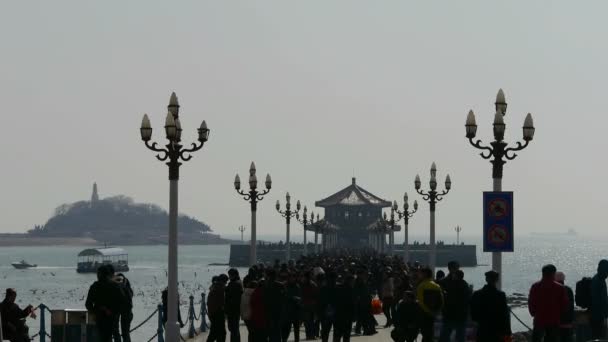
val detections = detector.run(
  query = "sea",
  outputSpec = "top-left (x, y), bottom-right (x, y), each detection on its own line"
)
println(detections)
top-left (0, 234), bottom-right (606, 340)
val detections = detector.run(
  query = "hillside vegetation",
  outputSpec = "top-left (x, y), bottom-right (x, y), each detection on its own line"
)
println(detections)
top-left (28, 195), bottom-right (212, 244)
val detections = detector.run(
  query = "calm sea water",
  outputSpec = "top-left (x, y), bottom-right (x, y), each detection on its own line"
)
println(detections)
top-left (0, 235), bottom-right (606, 338)
top-left (0, 245), bottom-right (241, 341)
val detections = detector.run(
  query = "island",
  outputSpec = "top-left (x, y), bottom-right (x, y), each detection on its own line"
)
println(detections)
top-left (1, 183), bottom-right (234, 246)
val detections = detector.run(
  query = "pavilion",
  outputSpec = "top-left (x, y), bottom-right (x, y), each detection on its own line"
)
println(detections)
top-left (314, 177), bottom-right (399, 251)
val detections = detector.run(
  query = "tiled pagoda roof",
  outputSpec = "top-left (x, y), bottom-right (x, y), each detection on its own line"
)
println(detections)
top-left (315, 178), bottom-right (392, 208)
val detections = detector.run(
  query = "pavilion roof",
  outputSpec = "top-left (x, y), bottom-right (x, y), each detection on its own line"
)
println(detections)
top-left (315, 178), bottom-right (391, 208)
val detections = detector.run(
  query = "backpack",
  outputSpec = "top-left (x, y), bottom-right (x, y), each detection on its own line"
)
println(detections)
top-left (422, 288), bottom-right (443, 314)
top-left (575, 277), bottom-right (592, 309)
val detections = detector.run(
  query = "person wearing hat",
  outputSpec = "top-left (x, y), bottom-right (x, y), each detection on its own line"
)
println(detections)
top-left (1, 288), bottom-right (34, 342)
top-left (470, 270), bottom-right (511, 342)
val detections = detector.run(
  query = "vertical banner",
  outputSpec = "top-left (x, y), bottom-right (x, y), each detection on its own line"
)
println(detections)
top-left (483, 192), bottom-right (514, 252)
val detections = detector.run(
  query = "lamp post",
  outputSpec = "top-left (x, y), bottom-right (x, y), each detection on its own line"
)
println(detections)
top-left (465, 89), bottom-right (535, 289)
top-left (382, 208), bottom-right (398, 255)
top-left (296, 206), bottom-right (315, 256)
top-left (313, 213), bottom-right (320, 254)
top-left (394, 193), bottom-right (418, 262)
top-left (140, 92), bottom-right (210, 341)
top-left (276, 193), bottom-right (301, 261)
top-left (234, 162), bottom-right (272, 266)
top-left (455, 225), bottom-right (462, 245)
top-left (238, 225), bottom-right (246, 242)
top-left (415, 162), bottom-right (451, 272)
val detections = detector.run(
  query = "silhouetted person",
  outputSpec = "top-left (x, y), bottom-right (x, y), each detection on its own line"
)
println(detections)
top-left (115, 273), bottom-right (134, 342)
top-left (226, 269), bottom-right (243, 342)
top-left (0, 288), bottom-right (33, 342)
top-left (556, 271), bottom-right (574, 342)
top-left (529, 264), bottom-right (568, 342)
top-left (241, 280), bottom-right (256, 342)
top-left (381, 269), bottom-right (395, 327)
top-left (319, 272), bottom-right (338, 342)
top-left (264, 269), bottom-right (286, 342)
top-left (301, 272), bottom-right (319, 340)
top-left (391, 291), bottom-right (419, 342)
top-left (353, 270), bottom-right (375, 335)
top-left (282, 272), bottom-right (302, 342)
top-left (207, 274), bottom-right (228, 342)
top-left (439, 268), bottom-right (470, 342)
top-left (86, 265), bottom-right (127, 342)
top-left (333, 275), bottom-right (355, 342)
top-left (250, 279), bottom-right (268, 342)
top-left (470, 270), bottom-right (511, 342)
top-left (161, 288), bottom-right (184, 328)
top-left (591, 259), bottom-right (608, 339)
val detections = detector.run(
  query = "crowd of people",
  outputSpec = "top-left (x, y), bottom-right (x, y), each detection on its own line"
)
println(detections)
top-left (204, 255), bottom-right (501, 342)
top-left (3, 255), bottom-right (608, 342)
top-left (203, 255), bottom-right (608, 342)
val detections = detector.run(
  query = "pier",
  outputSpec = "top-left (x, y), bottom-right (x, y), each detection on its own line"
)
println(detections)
top-left (228, 243), bottom-right (478, 267)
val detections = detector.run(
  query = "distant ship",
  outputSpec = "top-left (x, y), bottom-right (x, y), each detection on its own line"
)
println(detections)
top-left (530, 229), bottom-right (578, 237)
top-left (11, 260), bottom-right (37, 269)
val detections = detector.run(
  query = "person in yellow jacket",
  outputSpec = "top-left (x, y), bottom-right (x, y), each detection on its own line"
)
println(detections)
top-left (415, 267), bottom-right (444, 342)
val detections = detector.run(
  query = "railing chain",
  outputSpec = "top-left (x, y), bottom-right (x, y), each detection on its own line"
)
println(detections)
top-left (146, 332), bottom-right (159, 342)
top-left (509, 306), bottom-right (532, 332)
top-left (129, 308), bottom-right (159, 333)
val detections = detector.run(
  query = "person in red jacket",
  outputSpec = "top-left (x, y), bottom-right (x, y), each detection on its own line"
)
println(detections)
top-left (528, 264), bottom-right (569, 342)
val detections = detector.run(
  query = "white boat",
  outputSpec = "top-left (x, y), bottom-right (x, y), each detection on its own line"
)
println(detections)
top-left (11, 260), bottom-right (37, 269)
top-left (77, 247), bottom-right (129, 273)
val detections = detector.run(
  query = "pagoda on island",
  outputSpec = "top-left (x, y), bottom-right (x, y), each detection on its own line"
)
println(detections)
top-left (315, 177), bottom-right (395, 249)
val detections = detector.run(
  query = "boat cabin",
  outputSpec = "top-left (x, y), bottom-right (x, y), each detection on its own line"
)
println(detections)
top-left (77, 247), bottom-right (129, 273)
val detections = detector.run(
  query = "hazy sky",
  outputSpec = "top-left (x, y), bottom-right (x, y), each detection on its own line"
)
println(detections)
top-left (1, 1), bottom-right (607, 241)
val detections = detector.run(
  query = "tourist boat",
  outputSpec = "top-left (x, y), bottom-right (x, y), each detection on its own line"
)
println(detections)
top-left (11, 260), bottom-right (37, 269)
top-left (77, 247), bottom-right (129, 273)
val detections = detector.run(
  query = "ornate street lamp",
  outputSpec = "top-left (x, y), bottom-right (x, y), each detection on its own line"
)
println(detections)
top-left (415, 162), bottom-right (451, 272)
top-left (465, 88), bottom-right (535, 288)
top-left (140, 92), bottom-right (210, 341)
top-left (394, 193), bottom-right (418, 262)
top-left (382, 208), bottom-right (398, 255)
top-left (312, 213), bottom-right (320, 254)
top-left (276, 192), bottom-right (301, 261)
top-left (455, 225), bottom-right (462, 245)
top-left (238, 225), bottom-right (246, 242)
top-left (296, 206), bottom-right (315, 256)
top-left (234, 162), bottom-right (272, 266)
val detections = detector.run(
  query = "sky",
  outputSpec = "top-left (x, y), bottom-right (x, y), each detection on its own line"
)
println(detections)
top-left (1, 1), bottom-right (607, 241)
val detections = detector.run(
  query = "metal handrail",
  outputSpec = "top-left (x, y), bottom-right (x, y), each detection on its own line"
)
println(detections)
top-left (30, 294), bottom-right (200, 342)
